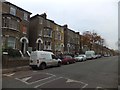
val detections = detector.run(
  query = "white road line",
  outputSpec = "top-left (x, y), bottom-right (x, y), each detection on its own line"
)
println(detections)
top-left (82, 84), bottom-right (88, 88)
top-left (96, 86), bottom-right (102, 88)
top-left (15, 78), bottom-right (29, 85)
top-left (3, 73), bottom-right (15, 77)
top-left (66, 78), bottom-right (88, 88)
top-left (64, 77), bottom-right (88, 87)
top-left (45, 73), bottom-right (56, 76)
top-left (29, 75), bottom-right (56, 84)
top-left (21, 76), bottom-right (32, 82)
top-left (15, 75), bottom-right (56, 85)
top-left (33, 71), bottom-right (38, 73)
top-left (34, 77), bottom-right (63, 88)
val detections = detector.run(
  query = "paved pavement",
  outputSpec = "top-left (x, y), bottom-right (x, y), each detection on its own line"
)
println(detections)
top-left (2, 56), bottom-right (118, 89)
top-left (2, 66), bottom-right (30, 74)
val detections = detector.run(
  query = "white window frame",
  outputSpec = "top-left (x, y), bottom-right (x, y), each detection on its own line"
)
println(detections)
top-left (10, 7), bottom-right (16, 16)
top-left (24, 13), bottom-right (28, 21)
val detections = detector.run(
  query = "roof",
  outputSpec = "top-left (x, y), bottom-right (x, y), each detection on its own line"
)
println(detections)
top-left (4, 1), bottom-right (32, 14)
top-left (30, 14), bottom-right (63, 27)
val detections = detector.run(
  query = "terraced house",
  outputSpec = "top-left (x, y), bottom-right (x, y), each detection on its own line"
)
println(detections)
top-left (54, 23), bottom-right (64, 54)
top-left (29, 13), bottom-right (64, 54)
top-left (2, 1), bottom-right (32, 55)
top-left (29, 13), bottom-right (53, 52)
top-left (63, 25), bottom-right (80, 54)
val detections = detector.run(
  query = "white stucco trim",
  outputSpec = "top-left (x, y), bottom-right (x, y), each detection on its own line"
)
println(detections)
top-left (20, 37), bottom-right (29, 43)
top-left (36, 38), bottom-right (43, 44)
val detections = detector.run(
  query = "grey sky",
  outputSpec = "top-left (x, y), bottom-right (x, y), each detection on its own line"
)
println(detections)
top-left (6, 0), bottom-right (119, 50)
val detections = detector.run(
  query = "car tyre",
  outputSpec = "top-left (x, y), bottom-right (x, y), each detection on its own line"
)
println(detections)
top-left (40, 63), bottom-right (46, 70)
top-left (57, 62), bottom-right (61, 67)
top-left (66, 61), bottom-right (69, 65)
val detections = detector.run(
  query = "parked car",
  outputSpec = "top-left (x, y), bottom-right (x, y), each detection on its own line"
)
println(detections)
top-left (74, 54), bottom-right (86, 62)
top-left (61, 55), bottom-right (76, 65)
top-left (96, 54), bottom-right (102, 58)
top-left (92, 55), bottom-right (98, 59)
top-left (29, 51), bottom-right (62, 70)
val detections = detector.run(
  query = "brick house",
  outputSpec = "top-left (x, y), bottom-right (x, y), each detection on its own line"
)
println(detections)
top-left (54, 23), bottom-right (64, 54)
top-left (63, 25), bottom-right (80, 54)
top-left (29, 13), bottom-right (54, 52)
top-left (29, 13), bottom-right (64, 54)
top-left (2, 1), bottom-right (32, 55)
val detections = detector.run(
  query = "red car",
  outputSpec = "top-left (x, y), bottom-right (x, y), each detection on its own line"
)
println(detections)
top-left (61, 55), bottom-right (76, 65)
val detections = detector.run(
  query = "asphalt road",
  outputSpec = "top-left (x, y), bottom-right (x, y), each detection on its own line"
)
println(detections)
top-left (2, 56), bottom-right (118, 90)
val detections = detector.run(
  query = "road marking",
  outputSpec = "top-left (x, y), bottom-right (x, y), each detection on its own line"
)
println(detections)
top-left (64, 77), bottom-right (88, 88)
top-left (3, 73), bottom-right (15, 77)
top-left (66, 78), bottom-right (88, 88)
top-left (33, 71), bottom-right (38, 73)
top-left (21, 76), bottom-right (32, 82)
top-left (15, 74), bottom-right (56, 85)
top-left (34, 77), bottom-right (63, 88)
top-left (45, 73), bottom-right (56, 76)
top-left (96, 86), bottom-right (102, 88)
top-left (29, 75), bottom-right (56, 84)
top-left (82, 83), bottom-right (88, 88)
top-left (15, 78), bottom-right (29, 84)
top-left (66, 79), bottom-right (80, 83)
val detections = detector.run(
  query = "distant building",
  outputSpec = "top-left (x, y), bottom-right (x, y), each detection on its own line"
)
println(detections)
top-left (2, 1), bottom-right (32, 55)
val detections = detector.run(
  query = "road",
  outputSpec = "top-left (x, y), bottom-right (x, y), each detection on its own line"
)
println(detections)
top-left (2, 56), bottom-right (118, 89)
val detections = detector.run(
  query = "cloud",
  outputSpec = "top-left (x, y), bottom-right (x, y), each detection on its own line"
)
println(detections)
top-left (6, 0), bottom-right (118, 49)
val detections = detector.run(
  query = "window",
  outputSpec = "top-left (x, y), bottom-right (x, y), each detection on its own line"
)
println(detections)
top-left (10, 7), bottom-right (16, 16)
top-left (44, 41), bottom-right (47, 45)
top-left (2, 16), bottom-right (20, 31)
top-left (58, 32), bottom-right (61, 40)
top-left (8, 37), bottom-right (16, 49)
top-left (38, 30), bottom-right (42, 36)
top-left (47, 21), bottom-right (50, 27)
top-left (56, 27), bottom-right (59, 31)
top-left (52, 55), bottom-right (57, 59)
top-left (24, 13), bottom-right (28, 21)
top-left (2, 17), bottom-right (9, 27)
top-left (22, 26), bottom-right (27, 34)
top-left (44, 28), bottom-right (52, 37)
top-left (48, 29), bottom-right (52, 37)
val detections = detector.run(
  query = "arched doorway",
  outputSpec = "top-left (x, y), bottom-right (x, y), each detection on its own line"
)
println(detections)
top-left (36, 38), bottom-right (43, 51)
top-left (20, 37), bottom-right (29, 54)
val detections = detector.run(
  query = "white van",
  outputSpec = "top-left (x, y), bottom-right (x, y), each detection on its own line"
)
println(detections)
top-left (85, 50), bottom-right (95, 60)
top-left (29, 51), bottom-right (62, 70)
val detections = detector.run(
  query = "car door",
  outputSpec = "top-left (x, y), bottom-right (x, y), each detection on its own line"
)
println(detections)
top-left (51, 54), bottom-right (58, 66)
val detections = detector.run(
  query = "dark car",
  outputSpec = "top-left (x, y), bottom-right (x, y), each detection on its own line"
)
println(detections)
top-left (61, 55), bottom-right (76, 65)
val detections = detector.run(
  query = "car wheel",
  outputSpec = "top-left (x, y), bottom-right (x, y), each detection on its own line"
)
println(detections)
top-left (40, 63), bottom-right (46, 70)
top-left (66, 61), bottom-right (69, 65)
top-left (57, 62), bottom-right (61, 67)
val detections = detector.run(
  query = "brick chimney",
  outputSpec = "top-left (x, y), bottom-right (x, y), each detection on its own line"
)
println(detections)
top-left (40, 13), bottom-right (47, 19)
top-left (63, 24), bottom-right (68, 28)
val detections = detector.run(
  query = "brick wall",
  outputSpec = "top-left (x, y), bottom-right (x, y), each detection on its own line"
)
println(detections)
top-left (2, 55), bottom-right (29, 68)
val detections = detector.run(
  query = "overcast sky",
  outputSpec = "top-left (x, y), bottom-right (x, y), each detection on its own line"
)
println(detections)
top-left (6, 0), bottom-right (119, 50)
